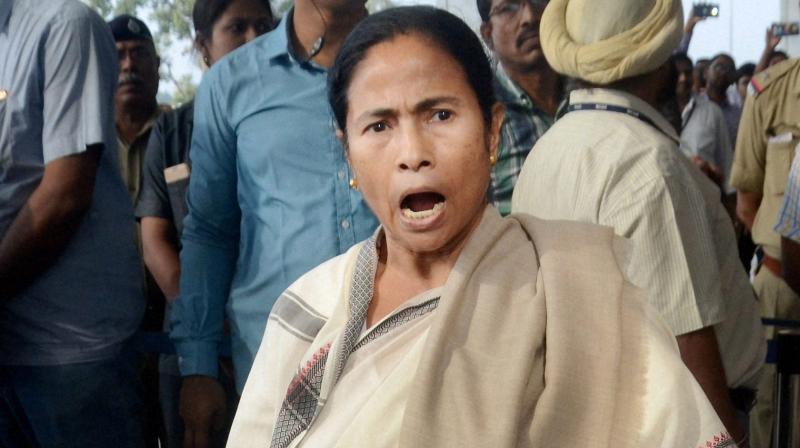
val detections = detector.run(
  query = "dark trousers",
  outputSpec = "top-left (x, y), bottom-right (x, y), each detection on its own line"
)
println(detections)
top-left (0, 347), bottom-right (144, 448)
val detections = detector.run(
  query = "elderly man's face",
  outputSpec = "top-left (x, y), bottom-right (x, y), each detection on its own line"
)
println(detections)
top-left (115, 39), bottom-right (159, 113)
top-left (481, 0), bottom-right (549, 74)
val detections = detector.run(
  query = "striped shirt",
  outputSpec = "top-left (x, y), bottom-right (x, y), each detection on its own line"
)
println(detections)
top-left (775, 149), bottom-right (800, 242)
top-left (512, 88), bottom-right (764, 389)
top-left (490, 69), bottom-right (553, 216)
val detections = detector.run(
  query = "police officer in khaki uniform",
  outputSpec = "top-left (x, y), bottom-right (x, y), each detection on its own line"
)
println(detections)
top-left (731, 57), bottom-right (800, 448)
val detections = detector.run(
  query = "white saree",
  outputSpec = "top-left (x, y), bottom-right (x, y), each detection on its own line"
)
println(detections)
top-left (228, 206), bottom-right (736, 448)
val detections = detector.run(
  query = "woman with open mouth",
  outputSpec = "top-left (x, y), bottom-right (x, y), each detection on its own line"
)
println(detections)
top-left (227, 6), bottom-right (735, 447)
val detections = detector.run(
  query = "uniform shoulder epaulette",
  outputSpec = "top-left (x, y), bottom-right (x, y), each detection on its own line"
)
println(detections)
top-left (749, 58), bottom-right (800, 96)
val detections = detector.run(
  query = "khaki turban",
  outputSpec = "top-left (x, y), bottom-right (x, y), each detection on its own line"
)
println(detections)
top-left (540, 0), bottom-right (684, 85)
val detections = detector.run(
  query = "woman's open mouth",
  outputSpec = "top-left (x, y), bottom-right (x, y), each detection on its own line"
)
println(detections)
top-left (400, 192), bottom-right (446, 221)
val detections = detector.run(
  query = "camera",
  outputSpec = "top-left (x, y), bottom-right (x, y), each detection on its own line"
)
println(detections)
top-left (772, 22), bottom-right (800, 37)
top-left (693, 3), bottom-right (720, 18)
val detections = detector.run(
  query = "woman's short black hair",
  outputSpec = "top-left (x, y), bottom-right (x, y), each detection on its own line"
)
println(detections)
top-left (193, 0), bottom-right (274, 40)
top-left (328, 6), bottom-right (496, 132)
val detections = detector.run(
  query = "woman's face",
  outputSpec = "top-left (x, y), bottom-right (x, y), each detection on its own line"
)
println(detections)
top-left (200, 0), bottom-right (273, 66)
top-left (343, 34), bottom-right (503, 258)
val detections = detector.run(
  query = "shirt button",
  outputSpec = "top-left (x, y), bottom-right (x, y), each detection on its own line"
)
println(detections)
top-left (338, 170), bottom-right (346, 180)
top-left (341, 219), bottom-right (350, 230)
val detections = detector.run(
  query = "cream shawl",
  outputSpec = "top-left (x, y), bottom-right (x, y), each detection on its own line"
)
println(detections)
top-left (228, 207), bottom-right (733, 447)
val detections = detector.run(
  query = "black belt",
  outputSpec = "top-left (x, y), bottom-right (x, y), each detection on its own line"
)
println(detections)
top-left (730, 387), bottom-right (757, 413)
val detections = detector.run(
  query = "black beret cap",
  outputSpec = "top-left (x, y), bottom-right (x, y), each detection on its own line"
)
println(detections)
top-left (108, 14), bottom-right (153, 42)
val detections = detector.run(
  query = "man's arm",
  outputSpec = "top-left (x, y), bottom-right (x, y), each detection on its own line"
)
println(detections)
top-left (676, 11), bottom-right (704, 54)
top-left (137, 115), bottom-right (181, 302)
top-left (602, 175), bottom-right (746, 443)
top-left (677, 327), bottom-right (746, 446)
top-left (171, 70), bottom-right (239, 448)
top-left (737, 191), bottom-right (762, 231)
top-left (0, 147), bottom-right (100, 301)
top-left (782, 237), bottom-right (800, 294)
top-left (756, 28), bottom-right (782, 73)
top-left (141, 217), bottom-right (181, 301)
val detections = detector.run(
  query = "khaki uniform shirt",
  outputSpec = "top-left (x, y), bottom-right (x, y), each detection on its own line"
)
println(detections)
top-left (731, 59), bottom-right (800, 259)
top-left (512, 88), bottom-right (765, 389)
top-left (117, 113), bottom-right (158, 203)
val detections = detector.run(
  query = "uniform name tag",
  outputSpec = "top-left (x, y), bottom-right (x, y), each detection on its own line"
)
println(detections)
top-left (164, 163), bottom-right (190, 184)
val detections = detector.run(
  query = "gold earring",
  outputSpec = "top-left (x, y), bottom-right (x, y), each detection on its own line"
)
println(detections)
top-left (349, 178), bottom-right (358, 190)
top-left (489, 154), bottom-right (497, 166)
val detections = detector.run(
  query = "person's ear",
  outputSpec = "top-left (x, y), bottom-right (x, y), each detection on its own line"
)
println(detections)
top-left (196, 35), bottom-right (211, 67)
top-left (488, 102), bottom-right (505, 162)
top-left (480, 22), bottom-right (495, 51)
top-left (336, 128), bottom-right (349, 156)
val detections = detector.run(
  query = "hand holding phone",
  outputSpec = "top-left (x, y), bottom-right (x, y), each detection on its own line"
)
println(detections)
top-left (772, 22), bottom-right (800, 37)
top-left (693, 3), bottom-right (719, 18)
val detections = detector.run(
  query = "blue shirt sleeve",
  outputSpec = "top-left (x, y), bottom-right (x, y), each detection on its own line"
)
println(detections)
top-left (775, 150), bottom-right (800, 242)
top-left (42, 9), bottom-right (117, 162)
top-left (171, 70), bottom-right (241, 378)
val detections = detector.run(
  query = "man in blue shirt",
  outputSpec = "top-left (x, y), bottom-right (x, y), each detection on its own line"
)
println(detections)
top-left (0, 0), bottom-right (144, 445)
top-left (777, 151), bottom-right (800, 294)
top-left (172, 0), bottom-right (378, 444)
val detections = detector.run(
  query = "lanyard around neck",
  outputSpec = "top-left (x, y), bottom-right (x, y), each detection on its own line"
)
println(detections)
top-left (565, 102), bottom-right (661, 134)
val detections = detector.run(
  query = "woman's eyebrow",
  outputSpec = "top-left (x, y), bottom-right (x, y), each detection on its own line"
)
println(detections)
top-left (353, 96), bottom-right (462, 125)
top-left (412, 96), bottom-right (461, 113)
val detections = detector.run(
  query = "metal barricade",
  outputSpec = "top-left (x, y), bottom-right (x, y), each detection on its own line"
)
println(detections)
top-left (774, 329), bottom-right (800, 448)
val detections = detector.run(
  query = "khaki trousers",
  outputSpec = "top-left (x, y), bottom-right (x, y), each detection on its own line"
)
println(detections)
top-left (750, 268), bottom-right (800, 448)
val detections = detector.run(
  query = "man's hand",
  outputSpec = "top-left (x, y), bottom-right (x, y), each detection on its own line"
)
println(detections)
top-left (766, 27), bottom-right (782, 52)
top-left (736, 191), bottom-right (762, 232)
top-left (690, 156), bottom-right (724, 187)
top-left (180, 375), bottom-right (226, 448)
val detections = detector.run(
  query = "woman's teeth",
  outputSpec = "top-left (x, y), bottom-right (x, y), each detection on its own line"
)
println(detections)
top-left (402, 201), bottom-right (444, 220)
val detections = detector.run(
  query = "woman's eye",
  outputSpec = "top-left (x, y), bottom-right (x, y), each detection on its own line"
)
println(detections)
top-left (256, 20), bottom-right (274, 34)
top-left (433, 110), bottom-right (452, 121)
top-left (229, 22), bottom-right (246, 34)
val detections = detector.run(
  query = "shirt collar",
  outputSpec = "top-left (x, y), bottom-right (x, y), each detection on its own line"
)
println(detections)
top-left (263, 8), bottom-right (315, 65)
top-left (569, 88), bottom-right (680, 143)
top-left (0, 1), bottom-right (12, 32)
top-left (262, 9), bottom-right (292, 60)
top-left (495, 68), bottom-right (532, 108)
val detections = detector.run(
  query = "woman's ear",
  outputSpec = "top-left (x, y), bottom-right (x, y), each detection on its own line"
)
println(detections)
top-left (336, 128), bottom-right (351, 160)
top-left (196, 35), bottom-right (211, 67)
top-left (488, 102), bottom-right (505, 162)
top-left (336, 128), bottom-right (348, 152)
